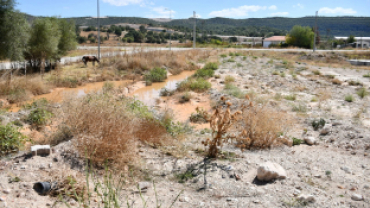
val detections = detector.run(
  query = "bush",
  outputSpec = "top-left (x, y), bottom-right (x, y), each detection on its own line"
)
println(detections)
top-left (224, 75), bottom-right (235, 84)
top-left (332, 78), bottom-right (342, 85)
top-left (203, 62), bottom-right (218, 70)
top-left (193, 68), bottom-right (214, 78)
top-left (363, 73), bottom-right (370, 78)
top-left (312, 118), bottom-right (325, 130)
top-left (145, 67), bottom-right (167, 82)
top-left (220, 54), bottom-right (227, 58)
top-left (292, 138), bottom-right (304, 146)
top-left (102, 81), bottom-right (114, 93)
top-left (26, 108), bottom-right (53, 128)
top-left (0, 124), bottom-right (27, 156)
top-left (160, 88), bottom-right (175, 96)
top-left (348, 80), bottom-right (363, 86)
top-left (356, 88), bottom-right (368, 98)
top-left (179, 92), bottom-right (192, 103)
top-left (177, 78), bottom-right (211, 92)
top-left (286, 25), bottom-right (314, 49)
top-left (189, 108), bottom-right (208, 123)
top-left (345, 95), bottom-right (354, 102)
top-left (312, 70), bottom-right (321, 75)
top-left (284, 94), bottom-right (296, 101)
top-left (223, 83), bottom-right (245, 98)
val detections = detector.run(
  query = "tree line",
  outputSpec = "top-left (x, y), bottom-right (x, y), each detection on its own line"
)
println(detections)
top-left (0, 0), bottom-right (77, 72)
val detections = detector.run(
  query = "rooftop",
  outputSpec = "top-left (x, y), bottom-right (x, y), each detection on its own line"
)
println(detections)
top-left (264, 36), bottom-right (286, 42)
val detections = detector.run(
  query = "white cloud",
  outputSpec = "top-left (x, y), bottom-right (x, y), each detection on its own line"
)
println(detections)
top-left (149, 6), bottom-right (176, 18)
top-left (268, 5), bottom-right (277, 10)
top-left (293, 3), bottom-right (304, 9)
top-left (318, 7), bottom-right (356, 14)
top-left (209, 5), bottom-right (267, 17)
top-left (270, 12), bottom-right (289, 16)
top-left (102, 0), bottom-right (143, 6)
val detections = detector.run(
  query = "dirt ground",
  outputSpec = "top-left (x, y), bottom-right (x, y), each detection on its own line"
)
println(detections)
top-left (0, 50), bottom-right (369, 208)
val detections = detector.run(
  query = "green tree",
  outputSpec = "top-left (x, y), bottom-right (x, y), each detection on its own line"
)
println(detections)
top-left (58, 19), bottom-right (77, 56)
top-left (0, 0), bottom-right (29, 62)
top-left (114, 28), bottom-right (122, 37)
top-left (26, 17), bottom-right (60, 73)
top-left (139, 25), bottom-right (147, 33)
top-left (347, 35), bottom-right (355, 44)
top-left (286, 25), bottom-right (314, 49)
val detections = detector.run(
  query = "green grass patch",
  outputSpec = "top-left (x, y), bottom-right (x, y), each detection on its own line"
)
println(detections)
top-left (223, 83), bottom-right (245, 98)
top-left (284, 94), bottom-right (296, 101)
top-left (145, 67), bottom-right (167, 82)
top-left (203, 62), bottom-right (219, 70)
top-left (177, 78), bottom-right (211, 92)
top-left (356, 88), bottom-right (368, 99)
top-left (193, 68), bottom-right (214, 79)
top-left (0, 124), bottom-right (27, 156)
top-left (345, 94), bottom-right (354, 102)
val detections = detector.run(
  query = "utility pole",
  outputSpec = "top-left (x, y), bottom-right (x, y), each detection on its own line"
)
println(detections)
top-left (193, 11), bottom-right (196, 49)
top-left (97, 0), bottom-right (101, 59)
top-left (165, 8), bottom-right (172, 50)
top-left (313, 11), bottom-right (318, 52)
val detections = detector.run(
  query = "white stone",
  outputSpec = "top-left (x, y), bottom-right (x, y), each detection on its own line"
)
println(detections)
top-left (293, 189), bottom-right (301, 196)
top-left (304, 137), bottom-right (316, 145)
top-left (351, 194), bottom-right (364, 201)
top-left (138, 182), bottom-right (151, 191)
top-left (298, 194), bottom-right (316, 203)
top-left (179, 196), bottom-right (189, 202)
top-left (31, 145), bottom-right (51, 156)
top-left (257, 162), bottom-right (287, 182)
top-left (320, 124), bottom-right (332, 135)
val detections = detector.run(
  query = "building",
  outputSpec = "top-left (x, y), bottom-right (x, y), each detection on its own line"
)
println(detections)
top-left (334, 37), bottom-right (370, 49)
top-left (263, 36), bottom-right (286, 48)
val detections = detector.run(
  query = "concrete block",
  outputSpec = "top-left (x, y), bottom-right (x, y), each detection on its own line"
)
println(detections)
top-left (31, 145), bottom-right (51, 156)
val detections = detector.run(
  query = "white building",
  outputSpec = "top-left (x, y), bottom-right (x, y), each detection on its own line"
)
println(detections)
top-left (334, 37), bottom-right (370, 48)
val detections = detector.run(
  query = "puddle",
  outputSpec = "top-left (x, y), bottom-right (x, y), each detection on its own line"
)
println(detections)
top-left (9, 70), bottom-right (194, 112)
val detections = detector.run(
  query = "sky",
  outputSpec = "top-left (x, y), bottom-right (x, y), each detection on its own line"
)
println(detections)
top-left (16, 0), bottom-right (370, 19)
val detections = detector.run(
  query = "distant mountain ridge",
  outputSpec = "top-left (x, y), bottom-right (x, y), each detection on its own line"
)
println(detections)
top-left (24, 14), bottom-right (370, 37)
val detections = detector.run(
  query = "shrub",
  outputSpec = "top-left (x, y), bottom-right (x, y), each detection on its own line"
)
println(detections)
top-left (284, 94), bottom-right (296, 101)
top-left (145, 67), bottom-right (167, 82)
top-left (224, 75), bottom-right (235, 84)
top-left (214, 74), bottom-right (221, 79)
top-left (292, 138), bottom-right (304, 146)
top-left (189, 108), bottom-right (208, 123)
top-left (160, 88), bottom-right (175, 96)
top-left (345, 94), bottom-right (354, 102)
top-left (227, 58), bottom-right (235, 62)
top-left (0, 124), bottom-right (27, 156)
top-left (348, 80), bottom-right (363, 86)
top-left (200, 96), bottom-right (292, 157)
top-left (26, 108), bottom-right (53, 128)
top-left (332, 79), bottom-right (342, 85)
top-left (312, 118), bottom-right (325, 130)
top-left (203, 62), bottom-right (219, 70)
top-left (220, 54), bottom-right (227, 58)
top-left (102, 81), bottom-right (114, 93)
top-left (356, 88), bottom-right (368, 99)
top-left (223, 83), bottom-right (245, 98)
top-left (48, 125), bottom-right (73, 146)
top-left (363, 73), bottom-right (370, 78)
top-left (177, 78), bottom-right (211, 92)
top-left (193, 68), bottom-right (214, 78)
top-left (312, 70), bottom-right (321, 75)
top-left (292, 104), bottom-right (307, 113)
top-left (272, 71), bottom-right (280, 75)
top-left (179, 92), bottom-right (192, 103)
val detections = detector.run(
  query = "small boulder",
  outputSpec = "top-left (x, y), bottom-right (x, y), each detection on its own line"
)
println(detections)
top-left (298, 194), bottom-right (316, 203)
top-left (351, 194), bottom-right (364, 201)
top-left (137, 182), bottom-right (151, 191)
top-left (320, 124), bottom-right (332, 135)
top-left (257, 162), bottom-right (287, 182)
top-left (304, 137), bottom-right (316, 145)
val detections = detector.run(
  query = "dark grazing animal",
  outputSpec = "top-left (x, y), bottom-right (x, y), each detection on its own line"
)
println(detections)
top-left (82, 56), bottom-right (100, 66)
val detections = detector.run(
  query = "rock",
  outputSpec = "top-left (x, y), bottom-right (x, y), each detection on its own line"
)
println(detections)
top-left (179, 196), bottom-right (189, 202)
top-left (364, 185), bottom-right (369, 189)
top-left (256, 162), bottom-right (287, 182)
top-left (2, 190), bottom-right (10, 195)
top-left (341, 167), bottom-right (351, 174)
top-left (0, 196), bottom-right (5, 202)
top-left (293, 189), bottom-right (301, 196)
top-left (304, 137), bottom-right (316, 145)
top-left (31, 145), bottom-right (51, 156)
top-left (347, 132), bottom-right (356, 139)
top-left (320, 124), bottom-right (332, 135)
top-left (298, 194), bottom-right (316, 203)
top-left (138, 182), bottom-right (151, 191)
top-left (235, 174), bottom-right (241, 181)
top-left (351, 194), bottom-right (364, 201)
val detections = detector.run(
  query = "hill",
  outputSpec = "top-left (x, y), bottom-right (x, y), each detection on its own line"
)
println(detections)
top-left (26, 15), bottom-right (370, 37)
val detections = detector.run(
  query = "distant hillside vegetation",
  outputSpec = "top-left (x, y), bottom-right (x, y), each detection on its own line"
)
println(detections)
top-left (26, 15), bottom-right (370, 37)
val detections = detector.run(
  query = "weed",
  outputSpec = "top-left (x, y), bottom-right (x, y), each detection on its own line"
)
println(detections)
top-left (325, 170), bottom-right (332, 176)
top-left (0, 124), bottom-right (27, 156)
top-left (311, 96), bottom-right (318, 102)
top-left (145, 67), bottom-right (167, 82)
top-left (356, 88), bottom-right (368, 99)
top-left (280, 72), bottom-right (286, 77)
top-left (224, 75), bottom-right (235, 84)
top-left (274, 93), bottom-right (282, 101)
top-left (189, 107), bottom-right (208, 123)
top-left (220, 54), bottom-right (227, 58)
top-left (214, 74), bottom-right (221, 79)
top-left (348, 80), bottom-right (363, 86)
top-left (203, 62), bottom-right (219, 70)
top-left (8, 176), bottom-right (21, 183)
top-left (236, 63), bottom-right (243, 67)
top-left (177, 78), bottom-right (211, 92)
top-left (284, 94), bottom-right (296, 101)
top-left (193, 68), bottom-right (214, 79)
top-left (176, 171), bottom-right (194, 183)
top-left (223, 83), bottom-right (245, 98)
top-left (272, 71), bottom-right (280, 75)
top-left (179, 92), bottom-right (192, 103)
top-left (160, 88), bottom-right (175, 96)
top-left (363, 73), bottom-right (370, 78)
top-left (292, 104), bottom-right (307, 113)
top-left (312, 70), bottom-right (321, 75)
top-left (292, 138), bottom-right (304, 146)
top-left (227, 58), bottom-right (235, 63)
top-left (312, 118), bottom-right (325, 130)
top-left (332, 78), bottom-right (342, 85)
top-left (242, 56), bottom-right (247, 61)
top-left (26, 108), bottom-right (53, 128)
top-left (102, 81), bottom-right (114, 93)
top-left (345, 94), bottom-right (354, 102)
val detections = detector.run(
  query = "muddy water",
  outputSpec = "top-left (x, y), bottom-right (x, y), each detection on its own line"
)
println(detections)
top-left (10, 70), bottom-right (194, 112)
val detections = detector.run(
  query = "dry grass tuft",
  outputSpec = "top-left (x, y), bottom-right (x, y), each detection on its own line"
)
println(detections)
top-left (62, 92), bottom-right (171, 169)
